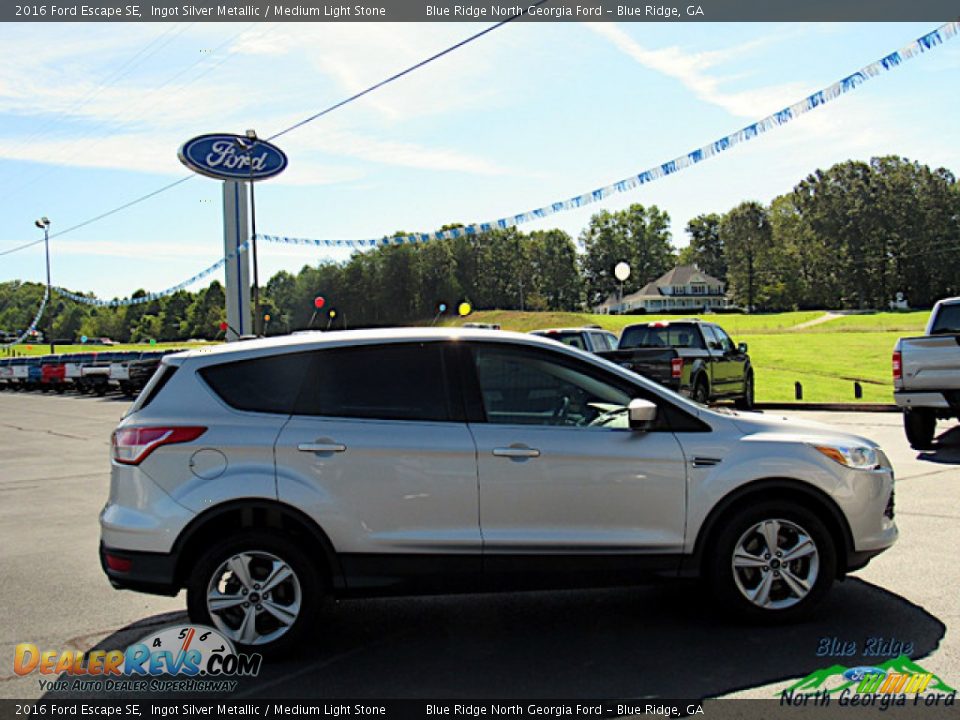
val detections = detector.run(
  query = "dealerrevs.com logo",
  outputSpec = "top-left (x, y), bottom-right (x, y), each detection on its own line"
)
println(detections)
top-left (14, 624), bottom-right (262, 693)
top-left (779, 655), bottom-right (956, 710)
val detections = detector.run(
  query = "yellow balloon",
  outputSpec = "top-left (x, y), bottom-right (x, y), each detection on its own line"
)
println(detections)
top-left (458, 302), bottom-right (472, 317)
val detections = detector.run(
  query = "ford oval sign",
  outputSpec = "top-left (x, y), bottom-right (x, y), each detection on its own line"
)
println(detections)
top-left (178, 133), bottom-right (288, 181)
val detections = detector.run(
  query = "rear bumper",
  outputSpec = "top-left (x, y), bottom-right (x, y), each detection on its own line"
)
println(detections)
top-left (99, 542), bottom-right (179, 596)
top-left (894, 391), bottom-right (951, 410)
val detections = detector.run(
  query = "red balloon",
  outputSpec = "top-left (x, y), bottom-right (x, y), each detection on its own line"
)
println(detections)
top-left (314, 296), bottom-right (326, 309)
top-left (219, 321), bottom-right (229, 331)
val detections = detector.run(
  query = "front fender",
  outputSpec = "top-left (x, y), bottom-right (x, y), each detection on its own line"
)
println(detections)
top-left (684, 442), bottom-right (846, 553)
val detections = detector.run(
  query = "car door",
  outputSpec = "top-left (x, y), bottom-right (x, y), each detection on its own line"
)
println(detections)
top-left (712, 326), bottom-right (747, 395)
top-left (700, 325), bottom-right (732, 396)
top-left (274, 341), bottom-right (482, 592)
top-left (462, 342), bottom-right (688, 583)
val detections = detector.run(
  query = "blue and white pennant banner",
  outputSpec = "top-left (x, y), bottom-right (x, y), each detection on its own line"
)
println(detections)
top-left (259, 20), bottom-right (959, 251)
top-left (58, 242), bottom-right (249, 308)
top-left (2, 287), bottom-right (49, 348)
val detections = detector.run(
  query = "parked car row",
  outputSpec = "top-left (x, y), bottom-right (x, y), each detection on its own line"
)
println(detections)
top-left (531, 320), bottom-right (754, 408)
top-left (0, 351), bottom-right (176, 396)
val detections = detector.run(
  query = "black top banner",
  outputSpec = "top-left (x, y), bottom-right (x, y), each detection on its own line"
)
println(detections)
top-left (5, 0), bottom-right (960, 22)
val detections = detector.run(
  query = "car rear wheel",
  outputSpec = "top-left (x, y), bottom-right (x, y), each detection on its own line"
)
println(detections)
top-left (903, 409), bottom-right (936, 450)
top-left (186, 531), bottom-right (321, 654)
top-left (707, 503), bottom-right (835, 622)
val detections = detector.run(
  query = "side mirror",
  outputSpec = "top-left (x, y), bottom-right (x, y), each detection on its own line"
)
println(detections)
top-left (628, 398), bottom-right (658, 430)
top-left (738, 342), bottom-right (749, 353)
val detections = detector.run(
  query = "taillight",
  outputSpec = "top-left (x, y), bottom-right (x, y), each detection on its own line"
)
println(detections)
top-left (105, 554), bottom-right (132, 572)
top-left (111, 426), bottom-right (206, 465)
top-left (671, 357), bottom-right (684, 379)
top-left (892, 351), bottom-right (902, 381)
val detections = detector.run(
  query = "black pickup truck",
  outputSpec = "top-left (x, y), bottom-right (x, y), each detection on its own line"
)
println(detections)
top-left (597, 319), bottom-right (754, 408)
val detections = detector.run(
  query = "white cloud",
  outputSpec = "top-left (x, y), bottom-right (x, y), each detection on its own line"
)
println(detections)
top-left (0, 22), bottom-right (518, 181)
top-left (585, 23), bottom-right (807, 118)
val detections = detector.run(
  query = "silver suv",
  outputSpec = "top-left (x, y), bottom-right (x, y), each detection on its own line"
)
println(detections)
top-left (100, 329), bottom-right (897, 652)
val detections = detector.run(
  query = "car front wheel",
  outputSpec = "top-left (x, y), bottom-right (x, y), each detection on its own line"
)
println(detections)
top-left (708, 503), bottom-right (836, 622)
top-left (186, 531), bottom-right (322, 654)
top-left (692, 377), bottom-right (709, 405)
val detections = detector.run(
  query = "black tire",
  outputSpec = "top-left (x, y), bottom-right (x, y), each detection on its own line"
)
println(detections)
top-left (903, 409), bottom-right (936, 450)
top-left (734, 372), bottom-right (755, 410)
top-left (692, 376), bottom-right (709, 405)
top-left (707, 502), bottom-right (836, 623)
top-left (186, 530), bottom-right (322, 655)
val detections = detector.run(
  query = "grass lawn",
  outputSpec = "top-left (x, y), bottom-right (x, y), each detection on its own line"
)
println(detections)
top-left (800, 311), bottom-right (928, 334)
top-left (447, 311), bottom-right (903, 404)
top-left (5, 341), bottom-right (212, 357)
top-left (4, 311), bottom-right (915, 404)
top-left (740, 332), bottom-right (899, 404)
top-left (443, 310), bottom-right (826, 335)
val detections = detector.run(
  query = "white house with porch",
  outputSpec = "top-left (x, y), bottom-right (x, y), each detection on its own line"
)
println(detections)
top-left (595, 265), bottom-right (732, 314)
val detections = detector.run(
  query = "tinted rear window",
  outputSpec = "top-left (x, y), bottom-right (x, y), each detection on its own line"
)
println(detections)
top-left (620, 325), bottom-right (704, 349)
top-left (930, 304), bottom-right (960, 334)
top-left (294, 343), bottom-right (452, 422)
top-left (201, 352), bottom-right (313, 414)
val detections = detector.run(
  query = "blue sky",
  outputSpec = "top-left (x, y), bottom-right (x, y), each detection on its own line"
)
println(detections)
top-left (1, 21), bottom-right (958, 298)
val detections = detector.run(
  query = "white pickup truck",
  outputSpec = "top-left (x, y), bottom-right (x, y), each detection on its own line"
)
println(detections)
top-left (894, 297), bottom-right (960, 449)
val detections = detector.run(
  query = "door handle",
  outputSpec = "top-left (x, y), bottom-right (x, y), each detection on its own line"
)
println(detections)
top-left (493, 446), bottom-right (540, 458)
top-left (298, 442), bottom-right (346, 453)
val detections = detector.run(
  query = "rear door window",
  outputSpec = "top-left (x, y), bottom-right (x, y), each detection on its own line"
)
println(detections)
top-left (294, 343), bottom-right (455, 422)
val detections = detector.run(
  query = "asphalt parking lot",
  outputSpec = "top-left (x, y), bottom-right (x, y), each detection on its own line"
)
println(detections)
top-left (0, 392), bottom-right (957, 701)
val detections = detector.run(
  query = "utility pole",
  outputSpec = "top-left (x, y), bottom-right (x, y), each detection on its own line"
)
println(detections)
top-left (35, 217), bottom-right (53, 353)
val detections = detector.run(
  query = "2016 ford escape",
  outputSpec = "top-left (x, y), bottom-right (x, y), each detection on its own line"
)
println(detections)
top-left (100, 328), bottom-right (897, 652)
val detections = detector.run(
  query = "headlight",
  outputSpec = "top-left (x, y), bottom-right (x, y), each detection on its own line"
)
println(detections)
top-left (812, 443), bottom-right (879, 470)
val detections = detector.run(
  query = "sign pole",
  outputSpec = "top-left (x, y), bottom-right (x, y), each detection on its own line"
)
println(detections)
top-left (178, 132), bottom-right (287, 343)
top-left (222, 180), bottom-right (251, 342)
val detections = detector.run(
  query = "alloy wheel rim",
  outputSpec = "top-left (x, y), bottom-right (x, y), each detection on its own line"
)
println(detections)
top-left (732, 518), bottom-right (819, 610)
top-left (206, 550), bottom-right (302, 646)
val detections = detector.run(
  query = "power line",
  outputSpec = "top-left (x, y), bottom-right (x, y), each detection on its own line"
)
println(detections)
top-left (0, 23), bottom-right (259, 199)
top-left (0, 11), bottom-right (540, 258)
top-left (0, 23), bottom-right (190, 160)
top-left (267, 0), bottom-right (548, 142)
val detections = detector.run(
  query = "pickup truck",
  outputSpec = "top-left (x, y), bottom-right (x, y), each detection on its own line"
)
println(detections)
top-left (597, 319), bottom-right (754, 408)
top-left (530, 326), bottom-right (619, 353)
top-left (894, 297), bottom-right (960, 449)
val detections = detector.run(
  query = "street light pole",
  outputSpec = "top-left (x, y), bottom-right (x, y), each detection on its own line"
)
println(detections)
top-left (35, 217), bottom-right (53, 353)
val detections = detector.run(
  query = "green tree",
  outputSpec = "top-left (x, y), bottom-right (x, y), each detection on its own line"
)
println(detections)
top-left (721, 201), bottom-right (771, 312)
top-left (684, 213), bottom-right (726, 281)
top-left (580, 204), bottom-right (673, 307)
top-left (528, 230), bottom-right (582, 310)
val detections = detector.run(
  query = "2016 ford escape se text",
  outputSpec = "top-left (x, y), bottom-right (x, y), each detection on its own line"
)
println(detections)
top-left (99, 328), bottom-right (897, 652)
